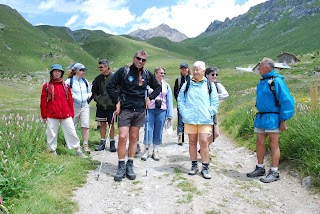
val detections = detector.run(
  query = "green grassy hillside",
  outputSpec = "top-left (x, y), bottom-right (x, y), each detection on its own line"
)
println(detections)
top-left (145, 37), bottom-right (196, 58)
top-left (73, 29), bottom-right (113, 44)
top-left (0, 5), bottom-right (97, 76)
top-left (36, 25), bottom-right (75, 43)
top-left (181, 12), bottom-right (320, 68)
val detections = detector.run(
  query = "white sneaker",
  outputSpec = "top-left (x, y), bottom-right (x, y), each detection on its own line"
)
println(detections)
top-left (76, 151), bottom-right (88, 158)
top-left (141, 150), bottom-right (149, 161)
top-left (83, 144), bottom-right (91, 154)
top-left (49, 150), bottom-right (57, 156)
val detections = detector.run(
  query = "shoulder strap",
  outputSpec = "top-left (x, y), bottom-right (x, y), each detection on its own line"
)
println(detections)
top-left (207, 79), bottom-right (212, 95)
top-left (214, 82), bottom-right (218, 93)
top-left (69, 77), bottom-right (73, 88)
top-left (261, 76), bottom-right (279, 107)
top-left (178, 76), bottom-right (182, 88)
top-left (184, 79), bottom-right (191, 96)
top-left (143, 70), bottom-right (150, 84)
top-left (122, 66), bottom-right (130, 81)
top-left (82, 78), bottom-right (89, 92)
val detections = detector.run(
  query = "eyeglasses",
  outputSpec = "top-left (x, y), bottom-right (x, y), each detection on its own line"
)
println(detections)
top-left (211, 73), bottom-right (218, 77)
top-left (136, 56), bottom-right (147, 62)
top-left (79, 68), bottom-right (86, 71)
top-left (98, 66), bottom-right (104, 69)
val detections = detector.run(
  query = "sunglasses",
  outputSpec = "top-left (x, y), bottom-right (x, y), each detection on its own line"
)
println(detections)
top-left (136, 56), bottom-right (147, 62)
top-left (79, 68), bottom-right (86, 71)
top-left (98, 66), bottom-right (104, 69)
top-left (211, 73), bottom-right (218, 77)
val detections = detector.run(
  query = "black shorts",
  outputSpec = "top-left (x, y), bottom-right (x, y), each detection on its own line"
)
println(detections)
top-left (96, 108), bottom-right (116, 123)
top-left (118, 109), bottom-right (145, 127)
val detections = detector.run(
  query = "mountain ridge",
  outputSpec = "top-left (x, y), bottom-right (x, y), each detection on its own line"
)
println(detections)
top-left (128, 23), bottom-right (188, 42)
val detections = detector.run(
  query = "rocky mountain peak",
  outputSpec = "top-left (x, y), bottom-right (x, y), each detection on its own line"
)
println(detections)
top-left (204, 0), bottom-right (320, 34)
top-left (128, 23), bottom-right (188, 42)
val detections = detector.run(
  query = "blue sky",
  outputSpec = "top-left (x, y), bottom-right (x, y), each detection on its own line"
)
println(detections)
top-left (0, 0), bottom-right (268, 38)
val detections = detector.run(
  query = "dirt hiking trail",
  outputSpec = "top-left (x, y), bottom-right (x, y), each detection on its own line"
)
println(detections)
top-left (73, 111), bottom-right (319, 214)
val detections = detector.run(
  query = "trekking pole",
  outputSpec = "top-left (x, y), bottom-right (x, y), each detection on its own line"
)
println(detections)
top-left (96, 112), bottom-right (116, 180)
top-left (145, 108), bottom-right (149, 176)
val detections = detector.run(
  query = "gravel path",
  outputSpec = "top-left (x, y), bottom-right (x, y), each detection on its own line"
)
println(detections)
top-left (73, 113), bottom-right (320, 214)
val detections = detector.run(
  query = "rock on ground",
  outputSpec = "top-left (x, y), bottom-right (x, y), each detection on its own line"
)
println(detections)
top-left (73, 118), bottom-right (320, 214)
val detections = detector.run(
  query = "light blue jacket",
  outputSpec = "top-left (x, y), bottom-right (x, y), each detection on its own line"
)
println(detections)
top-left (65, 76), bottom-right (92, 109)
top-left (178, 77), bottom-right (219, 125)
top-left (254, 70), bottom-right (294, 129)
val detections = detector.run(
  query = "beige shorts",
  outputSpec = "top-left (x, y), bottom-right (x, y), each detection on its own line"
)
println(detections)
top-left (74, 106), bottom-right (90, 128)
top-left (254, 127), bottom-right (280, 133)
top-left (184, 124), bottom-right (212, 134)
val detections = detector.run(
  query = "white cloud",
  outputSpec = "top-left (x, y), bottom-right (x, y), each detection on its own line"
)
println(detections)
top-left (127, 0), bottom-right (268, 37)
top-left (65, 15), bottom-right (79, 27)
top-left (0, 0), bottom-right (268, 37)
top-left (37, 0), bottom-right (83, 13)
top-left (81, 0), bottom-right (135, 27)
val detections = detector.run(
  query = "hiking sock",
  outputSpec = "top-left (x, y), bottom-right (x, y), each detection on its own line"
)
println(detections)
top-left (128, 157), bottom-right (134, 161)
top-left (76, 147), bottom-right (82, 152)
top-left (101, 138), bottom-right (105, 141)
top-left (153, 144), bottom-right (159, 151)
top-left (271, 167), bottom-right (278, 172)
top-left (192, 160), bottom-right (198, 165)
top-left (145, 144), bottom-right (149, 150)
top-left (110, 138), bottom-right (115, 142)
top-left (257, 164), bottom-right (265, 168)
top-left (202, 163), bottom-right (209, 169)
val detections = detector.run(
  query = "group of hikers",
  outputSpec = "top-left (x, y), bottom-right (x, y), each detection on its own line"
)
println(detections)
top-left (40, 49), bottom-right (294, 183)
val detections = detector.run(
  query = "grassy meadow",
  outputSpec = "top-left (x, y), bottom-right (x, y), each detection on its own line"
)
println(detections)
top-left (0, 52), bottom-right (320, 213)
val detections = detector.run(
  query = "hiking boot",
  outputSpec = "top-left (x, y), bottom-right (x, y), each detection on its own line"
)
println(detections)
top-left (126, 160), bottom-right (136, 180)
top-left (151, 150), bottom-right (160, 161)
top-left (260, 169), bottom-right (280, 183)
top-left (95, 139), bottom-right (106, 151)
top-left (49, 150), bottom-right (57, 156)
top-left (141, 149), bottom-right (149, 161)
top-left (201, 166), bottom-right (212, 179)
top-left (83, 144), bottom-right (91, 154)
top-left (109, 140), bottom-right (117, 152)
top-left (76, 150), bottom-right (88, 158)
top-left (247, 165), bottom-right (266, 177)
top-left (135, 143), bottom-right (141, 154)
top-left (114, 161), bottom-right (126, 182)
top-left (178, 135), bottom-right (183, 146)
top-left (188, 162), bottom-right (198, 175)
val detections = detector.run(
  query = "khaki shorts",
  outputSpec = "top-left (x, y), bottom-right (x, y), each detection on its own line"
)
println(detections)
top-left (184, 124), bottom-right (212, 134)
top-left (254, 127), bottom-right (280, 133)
top-left (74, 106), bottom-right (90, 128)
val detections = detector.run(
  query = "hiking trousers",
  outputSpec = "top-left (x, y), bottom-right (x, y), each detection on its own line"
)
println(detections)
top-left (46, 117), bottom-right (80, 151)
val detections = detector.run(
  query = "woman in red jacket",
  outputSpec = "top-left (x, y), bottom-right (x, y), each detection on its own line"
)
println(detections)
top-left (40, 63), bottom-right (87, 158)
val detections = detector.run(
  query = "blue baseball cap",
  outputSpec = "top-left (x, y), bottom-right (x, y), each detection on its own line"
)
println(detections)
top-left (180, 62), bottom-right (188, 68)
top-left (50, 63), bottom-right (64, 72)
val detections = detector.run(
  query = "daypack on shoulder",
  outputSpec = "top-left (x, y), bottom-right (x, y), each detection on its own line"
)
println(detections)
top-left (45, 81), bottom-right (69, 101)
top-left (184, 78), bottom-right (212, 96)
top-left (261, 76), bottom-right (279, 107)
top-left (68, 77), bottom-right (89, 92)
top-left (121, 65), bottom-right (150, 85)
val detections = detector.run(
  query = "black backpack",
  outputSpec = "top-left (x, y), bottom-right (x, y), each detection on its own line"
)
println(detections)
top-left (121, 65), bottom-right (150, 84)
top-left (260, 76), bottom-right (279, 107)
